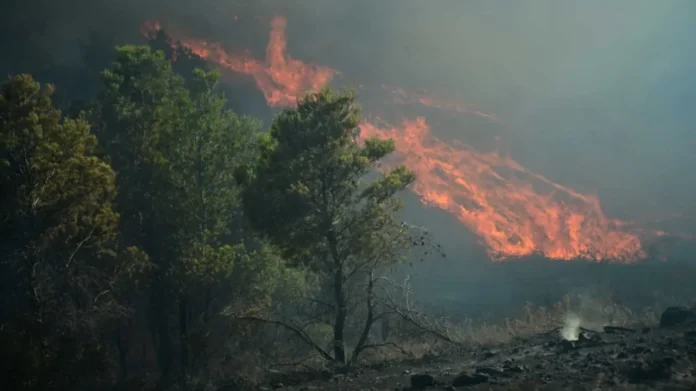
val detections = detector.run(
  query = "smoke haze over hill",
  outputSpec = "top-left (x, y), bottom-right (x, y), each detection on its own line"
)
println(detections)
top-left (3, 0), bottom-right (696, 265)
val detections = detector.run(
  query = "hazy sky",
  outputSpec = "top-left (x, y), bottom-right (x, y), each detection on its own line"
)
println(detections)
top-left (3, 0), bottom-right (695, 230)
top-left (279, 0), bottom-right (696, 222)
top-left (162, 0), bottom-right (696, 223)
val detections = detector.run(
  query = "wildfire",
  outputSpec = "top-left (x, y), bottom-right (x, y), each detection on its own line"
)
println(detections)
top-left (360, 117), bottom-right (644, 262)
top-left (141, 16), bottom-right (649, 262)
top-left (144, 16), bottom-right (338, 107)
top-left (381, 84), bottom-right (503, 124)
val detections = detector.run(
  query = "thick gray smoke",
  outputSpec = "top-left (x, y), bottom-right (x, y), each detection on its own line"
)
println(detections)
top-left (4, 1), bottom-right (696, 314)
top-left (5, 0), bottom-right (694, 222)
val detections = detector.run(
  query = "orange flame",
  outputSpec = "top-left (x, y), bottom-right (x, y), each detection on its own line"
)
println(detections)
top-left (143, 17), bottom-right (338, 107)
top-left (360, 117), bottom-right (645, 262)
top-left (381, 84), bottom-right (503, 123)
top-left (141, 16), bottom-right (649, 262)
top-left (141, 20), bottom-right (162, 39)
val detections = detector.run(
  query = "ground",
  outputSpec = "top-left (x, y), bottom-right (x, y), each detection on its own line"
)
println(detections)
top-left (258, 307), bottom-right (696, 391)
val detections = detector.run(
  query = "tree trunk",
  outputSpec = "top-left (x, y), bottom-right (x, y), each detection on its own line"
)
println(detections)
top-left (179, 296), bottom-right (189, 375)
top-left (156, 324), bottom-right (173, 377)
top-left (115, 324), bottom-right (129, 379)
top-left (350, 270), bottom-right (375, 364)
top-left (333, 266), bottom-right (347, 363)
top-left (381, 306), bottom-right (391, 342)
top-left (148, 285), bottom-right (174, 378)
top-left (328, 229), bottom-right (346, 364)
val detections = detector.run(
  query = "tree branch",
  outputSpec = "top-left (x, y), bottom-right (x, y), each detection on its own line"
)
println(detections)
top-left (233, 315), bottom-right (334, 362)
top-left (377, 276), bottom-right (463, 347)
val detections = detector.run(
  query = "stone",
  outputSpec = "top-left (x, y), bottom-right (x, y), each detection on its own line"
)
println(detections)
top-left (452, 373), bottom-right (488, 387)
top-left (660, 307), bottom-right (696, 327)
top-left (410, 374), bottom-right (436, 389)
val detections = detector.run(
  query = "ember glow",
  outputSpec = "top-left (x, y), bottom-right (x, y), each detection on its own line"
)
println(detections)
top-left (142, 16), bottom-right (648, 262)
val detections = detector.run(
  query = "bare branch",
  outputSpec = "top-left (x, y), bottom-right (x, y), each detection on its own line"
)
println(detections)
top-left (232, 315), bottom-right (334, 362)
top-left (65, 227), bottom-right (96, 268)
top-left (377, 275), bottom-right (464, 347)
top-left (354, 342), bottom-right (412, 358)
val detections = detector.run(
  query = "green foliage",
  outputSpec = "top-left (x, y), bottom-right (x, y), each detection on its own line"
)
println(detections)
top-left (0, 74), bottom-right (143, 390)
top-left (0, 44), bottom-right (426, 384)
top-left (244, 87), bottom-right (416, 268)
top-left (98, 45), bottom-right (263, 287)
top-left (97, 46), bottom-right (300, 375)
top-left (243, 88), bottom-right (416, 363)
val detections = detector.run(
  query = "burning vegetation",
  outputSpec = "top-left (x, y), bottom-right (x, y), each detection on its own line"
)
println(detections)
top-left (143, 16), bottom-right (648, 263)
top-left (1, 8), bottom-right (695, 391)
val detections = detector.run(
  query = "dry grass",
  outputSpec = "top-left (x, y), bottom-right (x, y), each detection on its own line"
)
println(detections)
top-left (360, 293), bottom-right (663, 363)
top-left (452, 294), bottom-right (660, 345)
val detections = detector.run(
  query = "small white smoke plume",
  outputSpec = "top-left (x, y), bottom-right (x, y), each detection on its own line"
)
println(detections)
top-left (560, 313), bottom-right (581, 341)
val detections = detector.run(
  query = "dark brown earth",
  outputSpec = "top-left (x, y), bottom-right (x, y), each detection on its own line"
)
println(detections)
top-left (252, 307), bottom-right (696, 391)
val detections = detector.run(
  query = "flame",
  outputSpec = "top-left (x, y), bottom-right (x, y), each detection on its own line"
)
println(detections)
top-left (143, 17), bottom-right (338, 107)
top-left (381, 84), bottom-right (503, 123)
top-left (141, 16), bottom-right (650, 262)
top-left (359, 117), bottom-right (644, 262)
top-left (141, 20), bottom-right (162, 39)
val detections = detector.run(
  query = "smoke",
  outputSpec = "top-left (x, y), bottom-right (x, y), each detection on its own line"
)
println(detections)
top-left (561, 313), bottom-right (581, 341)
top-left (4, 0), bottom-right (696, 259)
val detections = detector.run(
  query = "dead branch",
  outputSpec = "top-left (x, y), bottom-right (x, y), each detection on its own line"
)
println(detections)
top-left (377, 275), bottom-right (464, 347)
top-left (231, 315), bottom-right (334, 362)
top-left (267, 353), bottom-right (321, 370)
top-left (354, 342), bottom-right (412, 358)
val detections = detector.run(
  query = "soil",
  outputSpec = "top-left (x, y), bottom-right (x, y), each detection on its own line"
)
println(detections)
top-left (251, 307), bottom-right (696, 391)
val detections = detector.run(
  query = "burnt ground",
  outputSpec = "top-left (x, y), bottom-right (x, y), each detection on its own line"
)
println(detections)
top-left (255, 307), bottom-right (696, 391)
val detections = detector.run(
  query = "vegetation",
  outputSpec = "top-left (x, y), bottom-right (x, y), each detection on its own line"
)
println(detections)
top-left (0, 34), bottom-right (689, 391)
top-left (0, 39), bottom-right (433, 389)
top-left (0, 73), bottom-right (148, 389)
top-left (241, 88), bottom-right (422, 365)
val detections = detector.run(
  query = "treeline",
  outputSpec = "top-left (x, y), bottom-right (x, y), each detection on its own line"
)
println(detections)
top-left (0, 38), bottom-right (434, 390)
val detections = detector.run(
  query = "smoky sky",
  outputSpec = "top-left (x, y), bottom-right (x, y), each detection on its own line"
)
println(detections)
top-left (3, 0), bottom-right (696, 230)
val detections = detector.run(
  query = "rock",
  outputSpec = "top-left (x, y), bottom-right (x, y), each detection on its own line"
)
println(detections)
top-left (476, 367), bottom-right (505, 377)
top-left (626, 357), bottom-right (675, 383)
top-left (410, 374), bottom-right (436, 389)
top-left (660, 306), bottom-right (696, 327)
top-left (629, 346), bottom-right (647, 354)
top-left (604, 325), bottom-right (636, 334)
top-left (560, 340), bottom-right (576, 352)
top-left (452, 373), bottom-right (488, 387)
top-left (504, 365), bottom-right (528, 374)
top-left (578, 331), bottom-right (602, 343)
top-left (684, 330), bottom-right (696, 339)
top-left (482, 350), bottom-right (496, 359)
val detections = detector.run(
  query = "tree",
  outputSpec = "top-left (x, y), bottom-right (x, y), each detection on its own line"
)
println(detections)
top-left (96, 46), bottom-right (296, 380)
top-left (147, 28), bottom-right (209, 87)
top-left (242, 88), bottom-right (419, 364)
top-left (0, 74), bottom-right (146, 390)
top-left (96, 46), bottom-right (190, 378)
